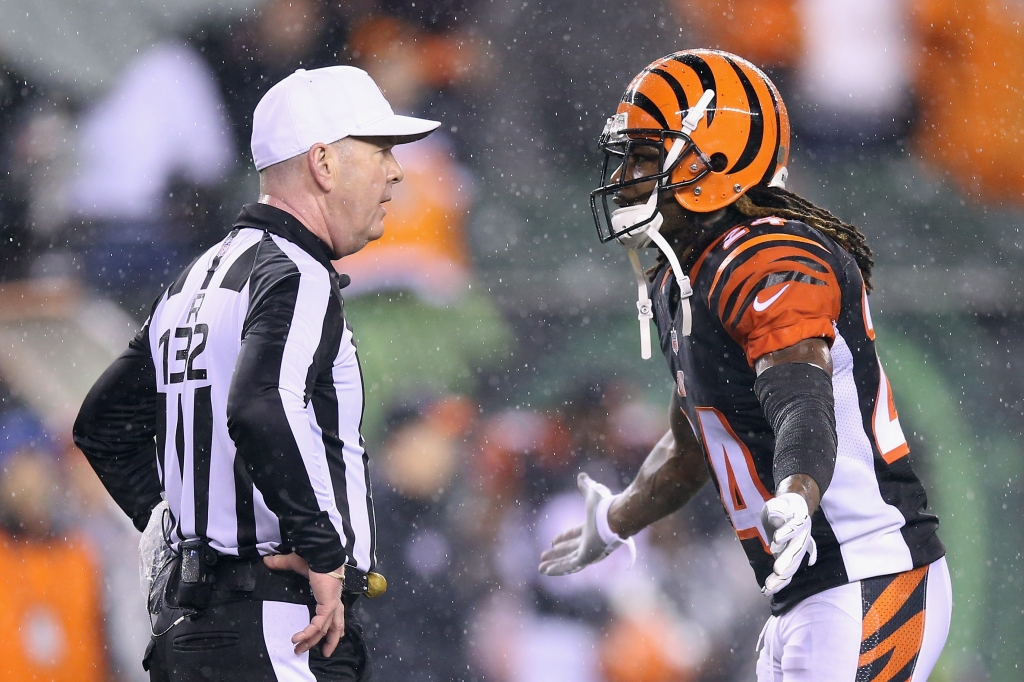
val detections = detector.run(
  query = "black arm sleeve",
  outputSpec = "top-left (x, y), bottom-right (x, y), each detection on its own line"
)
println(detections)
top-left (73, 331), bottom-right (163, 531)
top-left (754, 362), bottom-right (838, 495)
top-left (226, 270), bottom-right (347, 574)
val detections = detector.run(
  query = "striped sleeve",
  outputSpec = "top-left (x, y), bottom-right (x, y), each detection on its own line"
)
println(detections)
top-left (226, 240), bottom-right (347, 573)
top-left (708, 227), bottom-right (843, 365)
top-left (73, 317), bottom-right (163, 531)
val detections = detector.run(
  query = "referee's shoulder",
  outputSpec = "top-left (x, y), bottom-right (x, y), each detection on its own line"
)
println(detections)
top-left (252, 233), bottom-right (333, 292)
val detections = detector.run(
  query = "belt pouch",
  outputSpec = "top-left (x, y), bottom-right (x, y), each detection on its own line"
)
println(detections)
top-left (167, 539), bottom-right (219, 611)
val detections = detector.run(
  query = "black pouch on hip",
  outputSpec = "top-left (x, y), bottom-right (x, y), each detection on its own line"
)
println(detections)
top-left (167, 539), bottom-right (219, 611)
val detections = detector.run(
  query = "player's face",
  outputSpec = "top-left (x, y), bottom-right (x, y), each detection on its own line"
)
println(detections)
top-left (601, 138), bottom-right (699, 237)
top-left (325, 136), bottom-right (404, 258)
top-left (610, 142), bottom-right (662, 208)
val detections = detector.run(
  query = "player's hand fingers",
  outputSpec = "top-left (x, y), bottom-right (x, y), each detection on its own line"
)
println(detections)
top-left (538, 556), bottom-right (582, 576)
top-left (772, 526), bottom-right (814, 579)
top-left (773, 537), bottom-right (805, 578)
top-left (762, 572), bottom-right (791, 595)
top-left (577, 472), bottom-right (611, 498)
top-left (540, 538), bottom-right (580, 562)
top-left (770, 524), bottom-right (798, 550)
top-left (549, 525), bottom-right (583, 546)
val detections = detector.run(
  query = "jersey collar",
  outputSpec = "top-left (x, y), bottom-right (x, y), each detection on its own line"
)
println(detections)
top-left (233, 203), bottom-right (336, 270)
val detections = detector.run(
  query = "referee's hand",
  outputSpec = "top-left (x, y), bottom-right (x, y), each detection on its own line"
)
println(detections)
top-left (264, 554), bottom-right (346, 657)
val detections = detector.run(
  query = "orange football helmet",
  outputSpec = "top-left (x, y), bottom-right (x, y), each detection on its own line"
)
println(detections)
top-left (591, 49), bottom-right (790, 244)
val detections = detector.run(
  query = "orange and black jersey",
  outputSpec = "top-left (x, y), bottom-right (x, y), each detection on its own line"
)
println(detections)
top-left (650, 216), bottom-right (944, 614)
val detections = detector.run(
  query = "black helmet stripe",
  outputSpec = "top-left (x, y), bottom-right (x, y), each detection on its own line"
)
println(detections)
top-left (759, 76), bottom-right (783, 184)
top-left (650, 68), bottom-right (689, 123)
top-left (628, 91), bottom-right (670, 130)
top-left (725, 57), bottom-right (764, 174)
top-left (669, 53), bottom-right (717, 126)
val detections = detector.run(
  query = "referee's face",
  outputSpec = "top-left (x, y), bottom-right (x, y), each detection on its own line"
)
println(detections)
top-left (324, 136), bottom-right (404, 258)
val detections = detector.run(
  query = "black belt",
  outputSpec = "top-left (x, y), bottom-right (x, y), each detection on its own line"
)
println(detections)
top-left (212, 558), bottom-right (386, 600)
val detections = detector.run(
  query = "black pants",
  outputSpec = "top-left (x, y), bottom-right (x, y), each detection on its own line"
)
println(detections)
top-left (144, 595), bottom-right (372, 681)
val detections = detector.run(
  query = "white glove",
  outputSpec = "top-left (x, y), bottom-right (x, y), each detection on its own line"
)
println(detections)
top-left (760, 492), bottom-right (817, 596)
top-left (538, 473), bottom-right (636, 576)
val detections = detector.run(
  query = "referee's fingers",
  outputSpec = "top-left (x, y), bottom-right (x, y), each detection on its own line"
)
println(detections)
top-left (292, 620), bottom-right (326, 654)
top-left (321, 606), bottom-right (346, 657)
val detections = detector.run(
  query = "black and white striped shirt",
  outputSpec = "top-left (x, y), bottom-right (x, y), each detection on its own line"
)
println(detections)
top-left (74, 203), bottom-right (375, 573)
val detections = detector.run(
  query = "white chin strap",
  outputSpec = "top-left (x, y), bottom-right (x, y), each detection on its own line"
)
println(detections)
top-left (628, 225), bottom-right (692, 360)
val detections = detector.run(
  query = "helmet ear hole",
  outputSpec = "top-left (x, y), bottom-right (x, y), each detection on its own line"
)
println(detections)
top-left (709, 153), bottom-right (729, 173)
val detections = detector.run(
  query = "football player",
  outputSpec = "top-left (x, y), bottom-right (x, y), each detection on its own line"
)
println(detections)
top-left (538, 50), bottom-right (951, 680)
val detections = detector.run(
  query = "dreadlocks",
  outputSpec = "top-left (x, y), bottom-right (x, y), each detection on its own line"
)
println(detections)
top-left (735, 185), bottom-right (874, 292)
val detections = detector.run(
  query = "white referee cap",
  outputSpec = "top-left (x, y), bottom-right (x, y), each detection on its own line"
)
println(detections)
top-left (251, 66), bottom-right (441, 171)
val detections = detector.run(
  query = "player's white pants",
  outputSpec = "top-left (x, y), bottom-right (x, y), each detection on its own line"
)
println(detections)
top-left (756, 556), bottom-right (951, 682)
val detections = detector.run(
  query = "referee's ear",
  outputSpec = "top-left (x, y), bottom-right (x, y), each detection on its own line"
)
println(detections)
top-left (306, 142), bottom-right (335, 193)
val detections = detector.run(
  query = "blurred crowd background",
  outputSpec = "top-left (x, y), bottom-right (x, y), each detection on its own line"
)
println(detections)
top-left (0, 0), bottom-right (1019, 680)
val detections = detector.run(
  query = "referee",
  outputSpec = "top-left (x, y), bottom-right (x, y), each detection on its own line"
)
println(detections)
top-left (73, 66), bottom-right (439, 681)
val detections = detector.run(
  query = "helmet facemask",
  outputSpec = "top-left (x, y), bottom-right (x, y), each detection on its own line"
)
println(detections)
top-left (589, 110), bottom-right (712, 248)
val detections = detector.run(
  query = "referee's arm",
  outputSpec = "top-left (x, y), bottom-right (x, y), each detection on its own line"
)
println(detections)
top-left (73, 325), bottom-right (163, 531)
top-left (227, 269), bottom-right (347, 574)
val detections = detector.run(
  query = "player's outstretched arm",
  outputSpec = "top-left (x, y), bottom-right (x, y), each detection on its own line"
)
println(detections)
top-left (606, 392), bottom-right (710, 538)
top-left (538, 393), bottom-right (709, 577)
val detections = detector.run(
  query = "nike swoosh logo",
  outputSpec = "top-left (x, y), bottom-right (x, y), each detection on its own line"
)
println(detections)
top-left (752, 284), bottom-right (790, 312)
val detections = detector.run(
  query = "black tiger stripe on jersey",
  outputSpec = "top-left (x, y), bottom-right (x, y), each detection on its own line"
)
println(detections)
top-left (726, 270), bottom-right (830, 331)
top-left (714, 246), bottom-right (836, 326)
top-left (712, 241), bottom-right (835, 301)
top-left (709, 234), bottom-right (833, 301)
top-left (773, 254), bottom-right (830, 274)
top-left (720, 264), bottom-right (831, 325)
